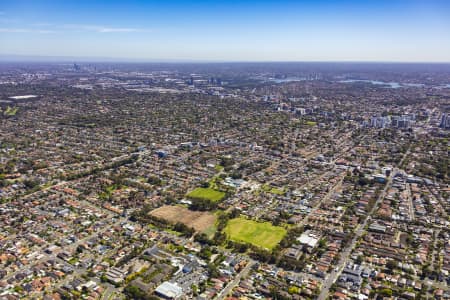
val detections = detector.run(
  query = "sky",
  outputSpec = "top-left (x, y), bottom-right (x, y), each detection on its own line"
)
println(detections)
top-left (0, 0), bottom-right (450, 62)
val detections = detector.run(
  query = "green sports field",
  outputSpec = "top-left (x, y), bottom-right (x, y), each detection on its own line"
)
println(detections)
top-left (224, 218), bottom-right (286, 250)
top-left (186, 187), bottom-right (226, 202)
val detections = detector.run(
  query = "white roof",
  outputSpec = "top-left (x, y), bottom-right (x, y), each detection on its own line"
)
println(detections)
top-left (297, 232), bottom-right (319, 248)
top-left (155, 281), bottom-right (183, 298)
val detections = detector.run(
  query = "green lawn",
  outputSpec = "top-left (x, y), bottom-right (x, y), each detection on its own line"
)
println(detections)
top-left (270, 187), bottom-right (285, 195)
top-left (4, 106), bottom-right (18, 116)
top-left (225, 218), bottom-right (286, 250)
top-left (261, 184), bottom-right (285, 195)
top-left (186, 187), bottom-right (226, 202)
top-left (203, 224), bottom-right (217, 239)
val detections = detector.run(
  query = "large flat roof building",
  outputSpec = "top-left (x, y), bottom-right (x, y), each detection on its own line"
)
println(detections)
top-left (155, 281), bottom-right (183, 299)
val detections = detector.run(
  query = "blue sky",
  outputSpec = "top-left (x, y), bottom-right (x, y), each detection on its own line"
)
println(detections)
top-left (0, 0), bottom-right (449, 62)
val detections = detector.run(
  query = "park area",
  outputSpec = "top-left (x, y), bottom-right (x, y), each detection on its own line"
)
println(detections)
top-left (149, 205), bottom-right (216, 233)
top-left (186, 187), bottom-right (226, 202)
top-left (224, 218), bottom-right (286, 250)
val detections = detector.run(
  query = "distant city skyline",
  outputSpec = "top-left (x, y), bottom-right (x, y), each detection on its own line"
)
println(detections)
top-left (1, 0), bottom-right (450, 62)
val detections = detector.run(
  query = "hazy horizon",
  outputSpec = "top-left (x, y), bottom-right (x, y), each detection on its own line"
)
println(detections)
top-left (1, 0), bottom-right (450, 62)
top-left (3, 54), bottom-right (450, 64)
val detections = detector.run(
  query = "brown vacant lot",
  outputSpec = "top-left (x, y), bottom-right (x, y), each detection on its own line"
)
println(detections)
top-left (150, 205), bottom-right (216, 232)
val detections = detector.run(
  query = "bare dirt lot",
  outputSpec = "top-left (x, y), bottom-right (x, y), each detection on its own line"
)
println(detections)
top-left (149, 205), bottom-right (216, 232)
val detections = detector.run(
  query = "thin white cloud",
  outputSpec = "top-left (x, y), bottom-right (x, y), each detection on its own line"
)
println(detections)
top-left (0, 28), bottom-right (55, 34)
top-left (0, 18), bottom-right (20, 24)
top-left (32, 22), bottom-right (53, 27)
top-left (64, 24), bottom-right (150, 33)
top-left (96, 27), bottom-right (141, 33)
top-left (0, 23), bottom-right (149, 34)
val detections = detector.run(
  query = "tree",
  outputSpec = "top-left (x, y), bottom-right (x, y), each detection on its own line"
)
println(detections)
top-left (147, 175), bottom-right (162, 185)
top-left (194, 233), bottom-right (213, 245)
top-left (213, 231), bottom-right (227, 245)
top-left (207, 263), bottom-right (219, 278)
top-left (173, 222), bottom-right (195, 237)
top-left (124, 284), bottom-right (155, 300)
top-left (189, 198), bottom-right (217, 211)
top-left (288, 285), bottom-right (300, 294)
top-left (23, 178), bottom-right (40, 189)
top-left (378, 288), bottom-right (393, 297)
top-left (355, 255), bottom-right (364, 265)
top-left (386, 260), bottom-right (398, 270)
top-left (200, 181), bottom-right (210, 188)
top-left (199, 246), bottom-right (212, 259)
top-left (230, 208), bottom-right (240, 218)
